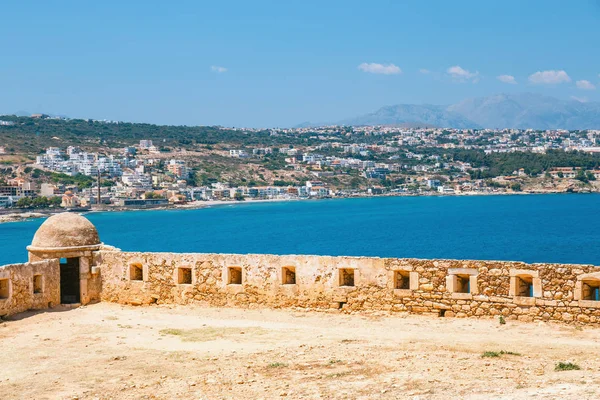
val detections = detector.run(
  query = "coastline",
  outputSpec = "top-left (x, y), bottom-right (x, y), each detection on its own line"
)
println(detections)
top-left (0, 190), bottom-right (594, 224)
top-left (0, 211), bottom-right (53, 224)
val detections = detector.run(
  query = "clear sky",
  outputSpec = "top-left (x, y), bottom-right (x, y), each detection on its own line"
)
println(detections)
top-left (1, 0), bottom-right (599, 127)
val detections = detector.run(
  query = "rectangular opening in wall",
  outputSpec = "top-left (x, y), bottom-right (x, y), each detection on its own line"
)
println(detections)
top-left (33, 274), bottom-right (43, 294)
top-left (282, 266), bottom-right (296, 285)
top-left (339, 268), bottom-right (355, 287)
top-left (129, 264), bottom-right (143, 281)
top-left (455, 274), bottom-right (470, 293)
top-left (394, 270), bottom-right (410, 290)
top-left (228, 267), bottom-right (242, 285)
top-left (0, 278), bottom-right (8, 299)
top-left (582, 280), bottom-right (600, 301)
top-left (177, 267), bottom-right (192, 285)
top-left (60, 257), bottom-right (80, 304)
top-left (516, 276), bottom-right (533, 297)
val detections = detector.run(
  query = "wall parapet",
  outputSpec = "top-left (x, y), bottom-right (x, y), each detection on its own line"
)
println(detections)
top-left (0, 259), bottom-right (60, 317)
top-left (97, 250), bottom-right (600, 324)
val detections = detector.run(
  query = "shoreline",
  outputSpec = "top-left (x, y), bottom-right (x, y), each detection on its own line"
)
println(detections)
top-left (0, 190), bottom-right (595, 224)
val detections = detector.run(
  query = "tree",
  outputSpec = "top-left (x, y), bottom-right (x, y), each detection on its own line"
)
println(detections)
top-left (31, 196), bottom-right (50, 208)
top-left (234, 192), bottom-right (245, 201)
top-left (350, 177), bottom-right (362, 189)
top-left (15, 197), bottom-right (32, 208)
top-left (49, 196), bottom-right (62, 207)
top-left (575, 169), bottom-right (589, 183)
top-left (144, 191), bottom-right (163, 199)
top-left (586, 171), bottom-right (596, 181)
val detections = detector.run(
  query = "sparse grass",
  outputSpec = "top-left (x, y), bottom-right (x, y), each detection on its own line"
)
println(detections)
top-left (159, 326), bottom-right (267, 342)
top-left (267, 362), bottom-right (287, 368)
top-left (329, 359), bottom-right (342, 364)
top-left (555, 362), bottom-right (581, 371)
top-left (482, 350), bottom-right (522, 358)
top-left (325, 371), bottom-right (352, 379)
top-left (498, 315), bottom-right (506, 325)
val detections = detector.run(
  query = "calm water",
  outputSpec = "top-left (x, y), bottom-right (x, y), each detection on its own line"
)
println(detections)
top-left (1, 194), bottom-right (599, 266)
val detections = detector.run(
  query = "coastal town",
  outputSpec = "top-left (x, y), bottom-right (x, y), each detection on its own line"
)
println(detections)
top-left (2, 115), bottom-right (600, 217)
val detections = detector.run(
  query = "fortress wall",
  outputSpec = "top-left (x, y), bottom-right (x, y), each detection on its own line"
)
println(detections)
top-left (0, 259), bottom-right (60, 317)
top-left (96, 250), bottom-right (600, 323)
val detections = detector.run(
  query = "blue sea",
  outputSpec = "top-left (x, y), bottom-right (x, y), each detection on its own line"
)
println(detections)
top-left (1, 194), bottom-right (599, 266)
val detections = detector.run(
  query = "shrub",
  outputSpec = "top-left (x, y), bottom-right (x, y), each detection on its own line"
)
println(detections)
top-left (481, 351), bottom-right (500, 358)
top-left (267, 362), bottom-right (287, 368)
top-left (555, 362), bottom-right (580, 371)
top-left (482, 350), bottom-right (521, 358)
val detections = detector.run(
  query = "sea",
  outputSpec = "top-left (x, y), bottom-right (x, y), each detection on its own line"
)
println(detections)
top-left (1, 194), bottom-right (599, 266)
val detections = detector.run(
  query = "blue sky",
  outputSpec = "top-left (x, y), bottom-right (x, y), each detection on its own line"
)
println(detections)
top-left (1, 0), bottom-right (599, 127)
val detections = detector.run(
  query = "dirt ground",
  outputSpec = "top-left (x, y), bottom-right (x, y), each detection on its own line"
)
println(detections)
top-left (1, 303), bottom-right (600, 400)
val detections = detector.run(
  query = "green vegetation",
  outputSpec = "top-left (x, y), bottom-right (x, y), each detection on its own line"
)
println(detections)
top-left (481, 350), bottom-right (522, 358)
top-left (267, 362), bottom-right (288, 368)
top-left (159, 326), bottom-right (267, 342)
top-left (498, 315), bottom-right (506, 325)
top-left (0, 116), bottom-right (308, 153)
top-left (15, 196), bottom-right (62, 209)
top-left (575, 169), bottom-right (596, 183)
top-left (481, 351), bottom-right (500, 358)
top-left (452, 149), bottom-right (600, 178)
top-left (144, 191), bottom-right (164, 199)
top-left (47, 172), bottom-right (95, 189)
top-left (233, 192), bottom-right (245, 201)
top-left (555, 362), bottom-right (580, 371)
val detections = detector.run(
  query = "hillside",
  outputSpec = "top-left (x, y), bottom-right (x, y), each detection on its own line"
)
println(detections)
top-left (0, 116), bottom-right (297, 154)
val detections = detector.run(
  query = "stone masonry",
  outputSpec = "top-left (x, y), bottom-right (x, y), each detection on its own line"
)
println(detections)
top-left (97, 250), bottom-right (600, 324)
top-left (3, 212), bottom-right (600, 324)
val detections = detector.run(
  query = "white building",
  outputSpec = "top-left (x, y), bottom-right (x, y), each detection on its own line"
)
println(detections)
top-left (229, 149), bottom-right (249, 158)
top-left (121, 172), bottom-right (152, 190)
top-left (139, 140), bottom-right (153, 149)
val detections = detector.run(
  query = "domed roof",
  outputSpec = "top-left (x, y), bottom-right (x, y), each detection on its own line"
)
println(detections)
top-left (29, 213), bottom-right (100, 250)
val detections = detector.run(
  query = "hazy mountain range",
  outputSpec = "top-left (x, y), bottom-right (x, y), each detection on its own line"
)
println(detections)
top-left (300, 93), bottom-right (600, 130)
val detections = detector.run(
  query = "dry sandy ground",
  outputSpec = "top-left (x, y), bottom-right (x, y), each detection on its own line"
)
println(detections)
top-left (1, 303), bottom-right (600, 400)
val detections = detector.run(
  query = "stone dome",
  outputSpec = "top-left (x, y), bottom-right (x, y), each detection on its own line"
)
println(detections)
top-left (29, 213), bottom-right (101, 250)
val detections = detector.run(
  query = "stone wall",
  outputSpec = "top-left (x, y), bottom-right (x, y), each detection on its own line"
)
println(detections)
top-left (29, 249), bottom-right (103, 305)
top-left (97, 250), bottom-right (600, 324)
top-left (0, 259), bottom-right (60, 317)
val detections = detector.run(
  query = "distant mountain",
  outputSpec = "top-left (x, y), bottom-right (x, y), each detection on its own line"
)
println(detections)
top-left (447, 93), bottom-right (600, 130)
top-left (301, 93), bottom-right (600, 130)
top-left (338, 104), bottom-right (479, 129)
